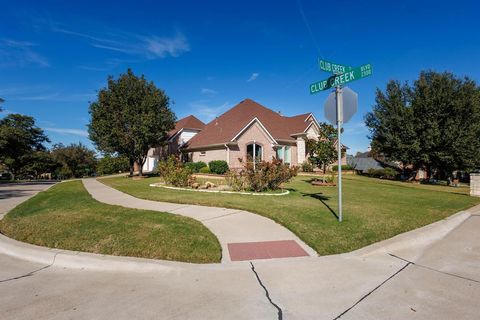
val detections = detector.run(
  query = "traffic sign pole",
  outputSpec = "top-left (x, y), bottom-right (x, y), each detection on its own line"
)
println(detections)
top-left (336, 86), bottom-right (343, 222)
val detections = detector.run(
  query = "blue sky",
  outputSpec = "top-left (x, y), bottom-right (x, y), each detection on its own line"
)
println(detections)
top-left (1, 0), bottom-right (479, 155)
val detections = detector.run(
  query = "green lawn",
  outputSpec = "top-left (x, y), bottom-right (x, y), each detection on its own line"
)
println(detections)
top-left (102, 174), bottom-right (480, 255)
top-left (0, 181), bottom-right (221, 263)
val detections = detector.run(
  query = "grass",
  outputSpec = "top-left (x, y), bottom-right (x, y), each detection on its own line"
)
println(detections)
top-left (0, 180), bottom-right (221, 263)
top-left (102, 174), bottom-right (480, 256)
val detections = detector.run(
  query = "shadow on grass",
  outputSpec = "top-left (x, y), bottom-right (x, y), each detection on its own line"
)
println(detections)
top-left (300, 192), bottom-right (339, 220)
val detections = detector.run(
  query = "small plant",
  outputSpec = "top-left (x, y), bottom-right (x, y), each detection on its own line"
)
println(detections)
top-left (365, 168), bottom-right (398, 179)
top-left (208, 160), bottom-right (229, 174)
top-left (301, 161), bottom-right (314, 172)
top-left (226, 170), bottom-right (247, 191)
top-left (156, 156), bottom-right (194, 187)
top-left (199, 166), bottom-right (211, 174)
top-left (185, 161), bottom-right (207, 173)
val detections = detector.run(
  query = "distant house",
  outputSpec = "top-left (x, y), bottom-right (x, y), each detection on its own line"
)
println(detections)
top-left (141, 98), bottom-right (347, 172)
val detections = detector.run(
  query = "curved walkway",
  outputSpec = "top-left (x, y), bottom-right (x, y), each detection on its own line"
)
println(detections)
top-left (82, 179), bottom-right (317, 263)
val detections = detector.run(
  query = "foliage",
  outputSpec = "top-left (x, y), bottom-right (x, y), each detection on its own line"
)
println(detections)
top-left (97, 154), bottom-right (130, 175)
top-left (332, 165), bottom-right (354, 171)
top-left (51, 143), bottom-right (97, 179)
top-left (306, 122), bottom-right (340, 173)
top-left (0, 114), bottom-right (49, 178)
top-left (324, 174), bottom-right (335, 183)
top-left (301, 161), bottom-right (314, 172)
top-left (156, 156), bottom-right (194, 187)
top-left (185, 161), bottom-right (207, 173)
top-left (88, 69), bottom-right (176, 176)
top-left (17, 151), bottom-right (60, 179)
top-left (227, 158), bottom-right (298, 192)
top-left (208, 160), bottom-right (229, 174)
top-left (199, 166), bottom-right (211, 174)
top-left (225, 170), bottom-right (248, 191)
top-left (366, 71), bottom-right (480, 180)
top-left (365, 168), bottom-right (398, 179)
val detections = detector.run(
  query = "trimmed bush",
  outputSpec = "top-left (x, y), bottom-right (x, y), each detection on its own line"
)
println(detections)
top-left (156, 156), bottom-right (195, 187)
top-left (301, 161), bottom-right (314, 172)
top-left (332, 165), bottom-right (354, 171)
top-left (208, 160), bottom-right (229, 175)
top-left (365, 168), bottom-right (398, 179)
top-left (185, 161), bottom-right (207, 173)
top-left (199, 166), bottom-right (211, 174)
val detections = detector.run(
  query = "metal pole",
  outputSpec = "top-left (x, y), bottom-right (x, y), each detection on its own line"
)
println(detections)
top-left (336, 86), bottom-right (343, 222)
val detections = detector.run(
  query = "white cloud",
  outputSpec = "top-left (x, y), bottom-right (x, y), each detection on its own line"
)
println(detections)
top-left (201, 88), bottom-right (217, 96)
top-left (0, 39), bottom-right (49, 68)
top-left (343, 121), bottom-right (368, 134)
top-left (44, 127), bottom-right (89, 137)
top-left (51, 24), bottom-right (190, 60)
top-left (247, 72), bottom-right (259, 82)
top-left (190, 101), bottom-right (231, 121)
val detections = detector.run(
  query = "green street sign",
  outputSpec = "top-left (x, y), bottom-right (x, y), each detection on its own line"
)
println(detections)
top-left (319, 59), bottom-right (353, 75)
top-left (310, 63), bottom-right (373, 94)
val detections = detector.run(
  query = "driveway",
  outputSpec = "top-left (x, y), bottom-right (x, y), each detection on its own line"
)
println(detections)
top-left (0, 182), bottom-right (56, 218)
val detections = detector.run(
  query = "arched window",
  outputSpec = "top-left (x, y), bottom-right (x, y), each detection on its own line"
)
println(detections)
top-left (246, 143), bottom-right (262, 163)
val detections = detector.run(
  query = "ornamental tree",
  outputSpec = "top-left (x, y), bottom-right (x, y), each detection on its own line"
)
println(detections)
top-left (88, 69), bottom-right (176, 176)
top-left (306, 122), bottom-right (339, 174)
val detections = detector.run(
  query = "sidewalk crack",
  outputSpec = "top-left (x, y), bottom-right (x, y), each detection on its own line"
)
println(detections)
top-left (0, 252), bottom-right (59, 284)
top-left (388, 253), bottom-right (480, 284)
top-left (250, 262), bottom-right (283, 320)
top-left (332, 261), bottom-right (411, 319)
top-left (201, 210), bottom-right (242, 222)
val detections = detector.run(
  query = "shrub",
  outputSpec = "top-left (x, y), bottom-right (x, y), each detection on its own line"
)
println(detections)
top-left (227, 158), bottom-right (298, 192)
top-left (199, 166), bottom-right (211, 174)
top-left (301, 161), bottom-right (314, 172)
top-left (226, 170), bottom-right (247, 191)
top-left (97, 155), bottom-right (130, 175)
top-left (185, 161), bottom-right (207, 173)
top-left (156, 156), bottom-right (194, 187)
top-left (332, 165), bottom-right (354, 171)
top-left (208, 160), bottom-right (229, 174)
top-left (365, 167), bottom-right (398, 179)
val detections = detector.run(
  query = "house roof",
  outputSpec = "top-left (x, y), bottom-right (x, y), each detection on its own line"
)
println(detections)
top-left (352, 157), bottom-right (398, 172)
top-left (185, 99), bottom-right (316, 149)
top-left (168, 115), bottom-right (205, 139)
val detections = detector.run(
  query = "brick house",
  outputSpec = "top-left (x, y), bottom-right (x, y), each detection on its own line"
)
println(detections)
top-left (141, 98), bottom-right (347, 172)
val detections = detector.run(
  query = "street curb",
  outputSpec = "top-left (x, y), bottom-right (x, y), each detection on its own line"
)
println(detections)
top-left (352, 204), bottom-right (480, 261)
top-left (0, 233), bottom-right (251, 272)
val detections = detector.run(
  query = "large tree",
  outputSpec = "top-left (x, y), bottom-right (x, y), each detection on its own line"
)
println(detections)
top-left (88, 69), bottom-right (176, 176)
top-left (306, 122), bottom-right (338, 174)
top-left (0, 114), bottom-right (49, 179)
top-left (51, 143), bottom-right (97, 179)
top-left (366, 71), bottom-right (480, 180)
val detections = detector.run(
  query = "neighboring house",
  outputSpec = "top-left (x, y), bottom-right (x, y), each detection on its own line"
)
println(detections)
top-left (141, 115), bottom-right (205, 172)
top-left (141, 98), bottom-right (347, 172)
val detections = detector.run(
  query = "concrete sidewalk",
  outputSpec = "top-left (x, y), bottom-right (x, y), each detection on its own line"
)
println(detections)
top-left (82, 179), bottom-right (317, 263)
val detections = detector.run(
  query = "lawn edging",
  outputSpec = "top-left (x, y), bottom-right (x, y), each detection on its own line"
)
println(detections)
top-left (149, 183), bottom-right (290, 196)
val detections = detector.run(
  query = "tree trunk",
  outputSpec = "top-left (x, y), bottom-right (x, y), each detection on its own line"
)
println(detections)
top-left (129, 158), bottom-right (134, 177)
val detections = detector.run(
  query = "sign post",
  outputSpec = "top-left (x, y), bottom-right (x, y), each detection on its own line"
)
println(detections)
top-left (336, 86), bottom-right (343, 222)
top-left (310, 59), bottom-right (372, 222)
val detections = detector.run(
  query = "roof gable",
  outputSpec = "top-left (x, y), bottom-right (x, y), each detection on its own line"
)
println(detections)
top-left (186, 99), bottom-right (315, 149)
top-left (168, 115), bottom-right (205, 139)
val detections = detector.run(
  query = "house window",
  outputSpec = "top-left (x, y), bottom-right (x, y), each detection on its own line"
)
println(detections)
top-left (276, 146), bottom-right (291, 165)
top-left (200, 151), bottom-right (206, 156)
top-left (246, 143), bottom-right (262, 163)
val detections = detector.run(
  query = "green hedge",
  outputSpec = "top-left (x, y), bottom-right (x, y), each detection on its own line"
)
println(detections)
top-left (208, 160), bottom-right (229, 174)
top-left (184, 161), bottom-right (207, 173)
top-left (332, 165), bottom-right (354, 171)
top-left (365, 168), bottom-right (398, 179)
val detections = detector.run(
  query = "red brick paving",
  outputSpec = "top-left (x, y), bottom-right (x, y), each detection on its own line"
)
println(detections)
top-left (228, 240), bottom-right (309, 261)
